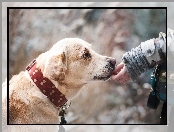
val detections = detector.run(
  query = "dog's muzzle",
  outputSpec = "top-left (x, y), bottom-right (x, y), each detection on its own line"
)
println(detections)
top-left (93, 58), bottom-right (116, 81)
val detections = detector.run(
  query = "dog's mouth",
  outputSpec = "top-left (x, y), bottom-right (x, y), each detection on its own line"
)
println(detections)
top-left (93, 75), bottom-right (111, 81)
top-left (93, 67), bottom-right (115, 81)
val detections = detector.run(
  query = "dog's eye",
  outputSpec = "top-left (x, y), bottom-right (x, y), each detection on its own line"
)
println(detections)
top-left (82, 52), bottom-right (91, 59)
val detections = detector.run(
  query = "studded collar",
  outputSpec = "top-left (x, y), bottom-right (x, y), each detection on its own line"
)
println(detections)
top-left (26, 60), bottom-right (68, 108)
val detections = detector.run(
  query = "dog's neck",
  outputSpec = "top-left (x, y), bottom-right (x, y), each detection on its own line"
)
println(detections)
top-left (51, 79), bottom-right (85, 100)
top-left (36, 53), bottom-right (86, 100)
top-left (26, 60), bottom-right (68, 108)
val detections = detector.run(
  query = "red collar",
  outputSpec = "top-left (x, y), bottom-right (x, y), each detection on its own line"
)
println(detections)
top-left (26, 60), bottom-right (68, 108)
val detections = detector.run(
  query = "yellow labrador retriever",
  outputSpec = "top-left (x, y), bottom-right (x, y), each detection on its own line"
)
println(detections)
top-left (2, 38), bottom-right (116, 131)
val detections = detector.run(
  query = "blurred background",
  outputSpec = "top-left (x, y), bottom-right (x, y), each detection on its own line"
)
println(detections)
top-left (5, 3), bottom-right (166, 124)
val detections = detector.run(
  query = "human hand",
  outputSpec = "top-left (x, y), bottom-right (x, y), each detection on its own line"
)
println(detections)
top-left (111, 61), bottom-right (131, 84)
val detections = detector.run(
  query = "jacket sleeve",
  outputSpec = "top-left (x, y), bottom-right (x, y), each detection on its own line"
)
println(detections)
top-left (122, 29), bottom-right (170, 80)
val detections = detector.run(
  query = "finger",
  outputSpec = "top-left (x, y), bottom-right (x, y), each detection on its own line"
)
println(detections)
top-left (111, 68), bottom-right (125, 81)
top-left (125, 72), bottom-right (131, 81)
top-left (120, 77), bottom-right (131, 84)
top-left (122, 79), bottom-right (130, 84)
top-left (112, 65), bottom-right (130, 82)
top-left (112, 62), bottom-right (125, 75)
top-left (111, 75), bottom-right (120, 82)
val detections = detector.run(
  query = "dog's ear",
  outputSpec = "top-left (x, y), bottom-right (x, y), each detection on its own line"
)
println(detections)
top-left (43, 49), bottom-right (67, 82)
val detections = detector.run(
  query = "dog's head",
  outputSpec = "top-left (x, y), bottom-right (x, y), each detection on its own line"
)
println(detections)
top-left (41, 38), bottom-right (116, 85)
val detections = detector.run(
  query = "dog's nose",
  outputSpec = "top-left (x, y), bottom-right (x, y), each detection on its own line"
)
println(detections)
top-left (107, 58), bottom-right (116, 67)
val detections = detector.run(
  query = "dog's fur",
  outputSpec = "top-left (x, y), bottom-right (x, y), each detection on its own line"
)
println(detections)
top-left (2, 38), bottom-right (116, 131)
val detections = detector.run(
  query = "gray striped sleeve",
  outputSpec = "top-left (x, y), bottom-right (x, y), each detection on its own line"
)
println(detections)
top-left (122, 45), bottom-right (151, 80)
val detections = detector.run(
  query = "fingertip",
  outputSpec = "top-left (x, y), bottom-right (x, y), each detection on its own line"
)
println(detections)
top-left (111, 75), bottom-right (117, 81)
top-left (111, 75), bottom-right (121, 83)
top-left (111, 75), bottom-right (115, 80)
